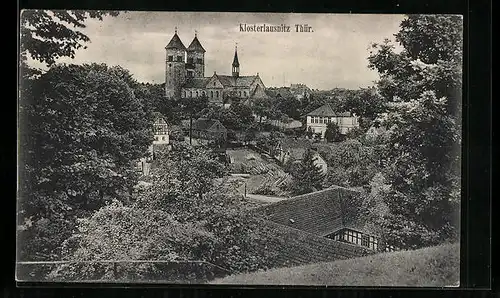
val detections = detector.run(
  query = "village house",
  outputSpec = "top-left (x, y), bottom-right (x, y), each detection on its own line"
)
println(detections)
top-left (254, 186), bottom-right (397, 253)
top-left (136, 113), bottom-right (170, 175)
top-left (289, 83), bottom-right (312, 101)
top-left (306, 103), bottom-right (359, 137)
top-left (191, 118), bottom-right (228, 141)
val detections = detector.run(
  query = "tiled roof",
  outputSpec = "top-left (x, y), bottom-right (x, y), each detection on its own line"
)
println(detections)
top-left (165, 33), bottom-right (187, 51)
top-left (187, 36), bottom-right (206, 53)
top-left (306, 104), bottom-right (353, 117)
top-left (254, 186), bottom-right (365, 237)
top-left (192, 118), bottom-right (227, 132)
top-left (183, 77), bottom-right (210, 88)
top-left (216, 75), bottom-right (257, 88)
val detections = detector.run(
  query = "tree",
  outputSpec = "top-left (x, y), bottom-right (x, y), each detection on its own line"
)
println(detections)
top-left (342, 87), bottom-right (386, 130)
top-left (368, 15), bottom-right (462, 249)
top-left (181, 96), bottom-right (208, 144)
top-left (289, 149), bottom-right (326, 195)
top-left (18, 63), bottom-right (153, 260)
top-left (20, 10), bottom-right (120, 78)
top-left (324, 122), bottom-right (342, 142)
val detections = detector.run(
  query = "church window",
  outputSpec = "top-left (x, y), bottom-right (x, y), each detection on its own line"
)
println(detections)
top-left (210, 91), bottom-right (213, 98)
top-left (168, 55), bottom-right (173, 62)
top-left (239, 91), bottom-right (241, 96)
top-left (196, 91), bottom-right (199, 97)
top-left (176, 56), bottom-right (183, 62)
top-left (203, 91), bottom-right (206, 96)
top-left (244, 91), bottom-right (247, 97)
top-left (189, 91), bottom-right (192, 97)
top-left (168, 64), bottom-right (171, 68)
top-left (216, 91), bottom-right (219, 98)
top-left (197, 58), bottom-right (202, 64)
top-left (182, 91), bottom-right (185, 98)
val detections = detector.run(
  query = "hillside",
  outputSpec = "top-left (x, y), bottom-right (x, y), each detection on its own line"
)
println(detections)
top-left (211, 243), bottom-right (459, 287)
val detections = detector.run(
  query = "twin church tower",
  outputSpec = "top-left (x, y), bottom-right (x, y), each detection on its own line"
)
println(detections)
top-left (164, 29), bottom-right (267, 102)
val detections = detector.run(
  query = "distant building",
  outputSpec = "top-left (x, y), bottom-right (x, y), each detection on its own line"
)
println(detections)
top-left (136, 113), bottom-right (170, 176)
top-left (153, 113), bottom-right (170, 145)
top-left (164, 29), bottom-right (268, 105)
top-left (305, 103), bottom-right (359, 137)
top-left (191, 118), bottom-right (227, 141)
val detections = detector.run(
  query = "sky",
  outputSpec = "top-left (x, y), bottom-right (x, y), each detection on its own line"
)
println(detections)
top-left (30, 11), bottom-right (405, 90)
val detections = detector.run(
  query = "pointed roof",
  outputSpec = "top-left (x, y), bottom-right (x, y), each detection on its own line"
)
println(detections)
top-left (187, 35), bottom-right (206, 53)
top-left (165, 32), bottom-right (187, 51)
top-left (232, 47), bottom-right (240, 67)
top-left (306, 103), bottom-right (353, 117)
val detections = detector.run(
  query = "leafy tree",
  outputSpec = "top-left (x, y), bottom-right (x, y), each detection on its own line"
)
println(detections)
top-left (289, 149), bottom-right (326, 195)
top-left (319, 140), bottom-right (380, 188)
top-left (20, 10), bottom-right (120, 78)
top-left (181, 96), bottom-right (208, 144)
top-left (368, 15), bottom-right (462, 249)
top-left (18, 63), bottom-right (153, 260)
top-left (324, 122), bottom-right (342, 142)
top-left (343, 87), bottom-right (386, 130)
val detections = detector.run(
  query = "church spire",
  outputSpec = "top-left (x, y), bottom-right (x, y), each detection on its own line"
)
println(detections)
top-left (232, 44), bottom-right (239, 77)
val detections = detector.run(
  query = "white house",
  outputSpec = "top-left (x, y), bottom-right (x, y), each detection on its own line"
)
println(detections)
top-left (305, 103), bottom-right (359, 137)
top-left (136, 113), bottom-right (170, 176)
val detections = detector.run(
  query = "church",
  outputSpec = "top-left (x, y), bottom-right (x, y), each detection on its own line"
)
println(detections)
top-left (164, 29), bottom-right (268, 105)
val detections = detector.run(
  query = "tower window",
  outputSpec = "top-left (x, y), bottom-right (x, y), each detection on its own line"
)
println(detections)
top-left (196, 58), bottom-right (202, 64)
top-left (168, 55), bottom-right (173, 62)
top-left (196, 91), bottom-right (199, 97)
top-left (189, 91), bottom-right (192, 97)
top-left (187, 57), bottom-right (193, 64)
top-left (216, 91), bottom-right (219, 98)
top-left (169, 64), bottom-right (171, 68)
top-left (176, 56), bottom-right (183, 62)
top-left (210, 91), bottom-right (213, 98)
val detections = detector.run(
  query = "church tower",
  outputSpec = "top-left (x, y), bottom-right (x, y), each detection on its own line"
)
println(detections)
top-left (165, 28), bottom-right (187, 98)
top-left (186, 32), bottom-right (206, 79)
top-left (232, 46), bottom-right (240, 78)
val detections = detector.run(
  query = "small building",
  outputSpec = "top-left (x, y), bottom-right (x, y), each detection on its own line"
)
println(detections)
top-left (136, 113), bottom-right (170, 176)
top-left (305, 103), bottom-right (359, 137)
top-left (153, 113), bottom-right (170, 145)
top-left (191, 118), bottom-right (227, 141)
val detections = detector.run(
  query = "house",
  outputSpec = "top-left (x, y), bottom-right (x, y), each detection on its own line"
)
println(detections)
top-left (305, 103), bottom-right (359, 137)
top-left (153, 113), bottom-right (170, 145)
top-left (136, 113), bottom-right (171, 175)
top-left (254, 186), bottom-right (397, 252)
top-left (191, 118), bottom-right (227, 141)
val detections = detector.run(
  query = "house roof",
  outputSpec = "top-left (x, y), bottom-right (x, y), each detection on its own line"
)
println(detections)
top-left (216, 75), bottom-right (257, 88)
top-left (254, 186), bottom-right (367, 237)
top-left (187, 36), bottom-right (206, 53)
top-left (165, 33), bottom-right (187, 51)
top-left (183, 77), bottom-right (210, 88)
top-left (306, 103), bottom-right (353, 117)
top-left (192, 118), bottom-right (227, 132)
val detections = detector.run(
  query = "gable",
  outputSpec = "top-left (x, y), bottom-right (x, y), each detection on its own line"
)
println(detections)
top-left (206, 75), bottom-right (224, 88)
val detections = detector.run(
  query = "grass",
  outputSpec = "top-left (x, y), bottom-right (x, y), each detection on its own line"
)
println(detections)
top-left (211, 243), bottom-right (459, 287)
